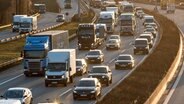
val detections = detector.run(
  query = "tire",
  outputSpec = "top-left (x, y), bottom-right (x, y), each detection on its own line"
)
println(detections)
top-left (106, 47), bottom-right (109, 50)
top-left (70, 76), bottom-right (73, 83)
top-left (110, 76), bottom-right (112, 84)
top-left (30, 98), bottom-right (33, 104)
top-left (64, 82), bottom-right (67, 87)
top-left (24, 73), bottom-right (31, 77)
top-left (73, 96), bottom-right (77, 100)
top-left (93, 94), bottom-right (97, 100)
top-left (115, 65), bottom-right (118, 70)
top-left (106, 81), bottom-right (110, 86)
top-left (134, 51), bottom-right (137, 55)
top-left (45, 83), bottom-right (48, 87)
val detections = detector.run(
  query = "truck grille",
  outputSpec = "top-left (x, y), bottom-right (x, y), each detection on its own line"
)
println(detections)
top-left (47, 76), bottom-right (61, 79)
top-left (28, 62), bottom-right (40, 70)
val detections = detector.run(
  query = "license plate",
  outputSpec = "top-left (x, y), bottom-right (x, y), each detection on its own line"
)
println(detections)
top-left (32, 73), bottom-right (38, 75)
top-left (121, 65), bottom-right (126, 67)
top-left (81, 94), bottom-right (87, 96)
top-left (91, 60), bottom-right (95, 62)
top-left (51, 82), bottom-right (58, 84)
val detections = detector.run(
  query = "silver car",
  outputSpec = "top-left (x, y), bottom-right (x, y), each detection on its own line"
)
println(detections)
top-left (115, 54), bottom-right (135, 69)
top-left (109, 35), bottom-right (121, 43)
top-left (76, 59), bottom-right (88, 76)
top-left (106, 39), bottom-right (120, 50)
top-left (1, 87), bottom-right (33, 104)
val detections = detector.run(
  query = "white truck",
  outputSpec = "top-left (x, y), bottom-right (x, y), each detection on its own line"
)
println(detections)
top-left (105, 7), bottom-right (119, 25)
top-left (167, 3), bottom-right (175, 13)
top-left (19, 16), bottom-right (37, 33)
top-left (98, 11), bottom-right (115, 33)
top-left (12, 15), bottom-right (27, 32)
top-left (45, 49), bottom-right (76, 87)
top-left (0, 99), bottom-right (21, 104)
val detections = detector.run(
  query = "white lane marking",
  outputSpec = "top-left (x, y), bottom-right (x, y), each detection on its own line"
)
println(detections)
top-left (108, 49), bottom-right (126, 64)
top-left (59, 88), bottom-right (72, 97)
top-left (0, 74), bottom-right (23, 86)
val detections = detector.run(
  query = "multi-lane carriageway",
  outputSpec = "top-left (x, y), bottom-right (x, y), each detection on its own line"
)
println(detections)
top-left (0, 3), bottom-right (161, 104)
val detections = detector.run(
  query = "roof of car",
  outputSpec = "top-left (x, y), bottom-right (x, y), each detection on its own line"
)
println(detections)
top-left (80, 78), bottom-right (97, 81)
top-left (135, 38), bottom-right (148, 41)
top-left (76, 59), bottom-right (85, 61)
top-left (140, 34), bottom-right (152, 37)
top-left (119, 54), bottom-right (132, 57)
top-left (92, 65), bottom-right (108, 68)
top-left (89, 49), bottom-right (101, 52)
top-left (8, 87), bottom-right (29, 91)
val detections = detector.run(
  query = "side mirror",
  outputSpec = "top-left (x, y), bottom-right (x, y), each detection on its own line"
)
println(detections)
top-left (74, 85), bottom-right (76, 87)
top-left (24, 95), bottom-right (27, 98)
top-left (108, 70), bottom-right (111, 73)
top-left (88, 71), bottom-right (91, 73)
top-left (0, 95), bottom-right (4, 98)
top-left (97, 85), bottom-right (100, 87)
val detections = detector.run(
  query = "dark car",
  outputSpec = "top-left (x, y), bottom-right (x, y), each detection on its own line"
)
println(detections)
top-left (88, 66), bottom-right (112, 86)
top-left (134, 38), bottom-right (149, 55)
top-left (85, 50), bottom-right (104, 63)
top-left (73, 78), bottom-right (101, 100)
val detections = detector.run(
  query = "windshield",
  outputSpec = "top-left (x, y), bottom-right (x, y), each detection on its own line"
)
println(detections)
top-left (78, 28), bottom-right (94, 36)
top-left (145, 18), bottom-right (154, 23)
top-left (24, 50), bottom-right (45, 59)
top-left (47, 63), bottom-right (66, 71)
top-left (76, 61), bottom-right (82, 66)
top-left (118, 56), bottom-right (131, 60)
top-left (91, 67), bottom-right (107, 73)
top-left (13, 22), bottom-right (19, 25)
top-left (135, 40), bottom-right (147, 45)
top-left (4, 90), bottom-right (23, 99)
top-left (140, 36), bottom-right (151, 42)
top-left (98, 18), bottom-right (112, 24)
top-left (77, 80), bottom-right (95, 87)
top-left (121, 20), bottom-right (132, 26)
top-left (20, 23), bottom-right (30, 28)
top-left (146, 28), bottom-right (154, 32)
top-left (124, 6), bottom-right (134, 12)
top-left (88, 51), bottom-right (100, 55)
top-left (110, 36), bottom-right (119, 40)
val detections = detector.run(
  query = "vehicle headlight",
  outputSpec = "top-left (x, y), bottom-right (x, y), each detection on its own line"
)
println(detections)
top-left (128, 62), bottom-right (132, 65)
top-left (91, 43), bottom-right (94, 46)
top-left (45, 75), bottom-right (48, 79)
top-left (85, 57), bottom-right (88, 59)
top-left (61, 75), bottom-right (65, 78)
top-left (97, 57), bottom-right (101, 59)
top-left (73, 90), bottom-right (77, 93)
top-left (77, 68), bottom-right (81, 71)
top-left (115, 62), bottom-right (119, 65)
top-left (90, 90), bottom-right (96, 93)
top-left (102, 76), bottom-right (106, 78)
top-left (134, 47), bottom-right (137, 49)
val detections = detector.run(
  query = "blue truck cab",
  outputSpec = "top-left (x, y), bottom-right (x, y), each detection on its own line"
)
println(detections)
top-left (23, 31), bottom-right (69, 77)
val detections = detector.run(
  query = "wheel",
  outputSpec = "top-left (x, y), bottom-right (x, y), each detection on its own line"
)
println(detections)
top-left (73, 96), bottom-right (77, 100)
top-left (64, 82), bottom-right (67, 87)
top-left (106, 81), bottom-right (110, 86)
top-left (93, 93), bottom-right (97, 100)
top-left (30, 98), bottom-right (33, 104)
top-left (24, 73), bottom-right (31, 77)
top-left (145, 50), bottom-right (149, 54)
top-left (115, 65), bottom-right (118, 70)
top-left (45, 83), bottom-right (48, 87)
top-left (70, 76), bottom-right (73, 83)
top-left (134, 51), bottom-right (137, 55)
top-left (106, 47), bottom-right (109, 50)
top-left (110, 76), bottom-right (112, 84)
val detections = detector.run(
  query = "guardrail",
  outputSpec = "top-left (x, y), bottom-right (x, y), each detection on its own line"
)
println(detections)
top-left (0, 1), bottom-right (97, 70)
top-left (144, 24), bottom-right (183, 104)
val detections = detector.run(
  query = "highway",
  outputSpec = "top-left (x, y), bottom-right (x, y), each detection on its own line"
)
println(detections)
top-left (0, 0), bottom-right (78, 41)
top-left (135, 3), bottom-right (184, 104)
top-left (0, 5), bottom-right (161, 103)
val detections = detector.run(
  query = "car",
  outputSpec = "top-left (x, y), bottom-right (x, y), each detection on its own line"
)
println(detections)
top-left (144, 27), bottom-right (157, 38)
top-left (106, 39), bottom-right (120, 50)
top-left (145, 25), bottom-right (153, 29)
top-left (56, 14), bottom-right (65, 22)
top-left (115, 54), bottom-right (135, 69)
top-left (1, 87), bottom-right (33, 104)
top-left (0, 99), bottom-right (21, 104)
top-left (146, 22), bottom-right (158, 30)
top-left (109, 35), bottom-right (121, 43)
top-left (73, 78), bottom-right (101, 100)
top-left (133, 38), bottom-right (149, 55)
top-left (76, 59), bottom-right (88, 76)
top-left (88, 66), bottom-right (112, 86)
top-left (85, 50), bottom-right (104, 63)
top-left (136, 10), bottom-right (144, 18)
top-left (139, 34), bottom-right (154, 48)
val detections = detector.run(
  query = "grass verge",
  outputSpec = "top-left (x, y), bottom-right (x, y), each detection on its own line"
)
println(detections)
top-left (0, 9), bottom-right (95, 70)
top-left (97, 10), bottom-right (180, 104)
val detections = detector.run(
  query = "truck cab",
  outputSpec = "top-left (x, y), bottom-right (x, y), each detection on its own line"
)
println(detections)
top-left (19, 16), bottom-right (37, 33)
top-left (119, 13), bottom-right (136, 35)
top-left (23, 31), bottom-right (69, 77)
top-left (12, 15), bottom-right (27, 32)
top-left (98, 11), bottom-right (115, 33)
top-left (45, 49), bottom-right (76, 87)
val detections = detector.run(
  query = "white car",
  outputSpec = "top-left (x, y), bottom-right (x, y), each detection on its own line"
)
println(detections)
top-left (106, 39), bottom-right (120, 50)
top-left (115, 54), bottom-right (135, 69)
top-left (0, 99), bottom-right (21, 104)
top-left (76, 59), bottom-right (88, 76)
top-left (109, 35), bottom-right (121, 43)
top-left (1, 87), bottom-right (33, 104)
top-left (56, 14), bottom-right (65, 22)
top-left (144, 27), bottom-right (157, 38)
